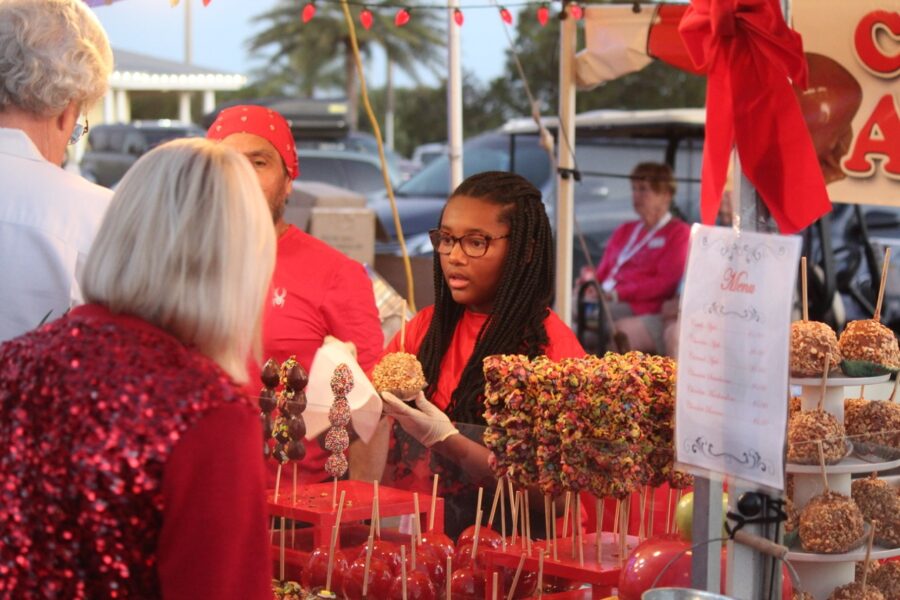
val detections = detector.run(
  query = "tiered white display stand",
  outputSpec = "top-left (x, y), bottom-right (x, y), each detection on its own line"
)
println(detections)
top-left (787, 373), bottom-right (900, 599)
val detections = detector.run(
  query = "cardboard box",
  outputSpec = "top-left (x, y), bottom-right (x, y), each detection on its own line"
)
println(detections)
top-left (308, 207), bottom-right (375, 266)
top-left (283, 181), bottom-right (377, 265)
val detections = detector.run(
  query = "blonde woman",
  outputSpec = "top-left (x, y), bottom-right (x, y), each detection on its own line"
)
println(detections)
top-left (0, 139), bottom-right (275, 599)
top-left (0, 0), bottom-right (115, 342)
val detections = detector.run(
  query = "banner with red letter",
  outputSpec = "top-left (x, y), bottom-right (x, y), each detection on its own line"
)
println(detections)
top-left (793, 2), bottom-right (900, 206)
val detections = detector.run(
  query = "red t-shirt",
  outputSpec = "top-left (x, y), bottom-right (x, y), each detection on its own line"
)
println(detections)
top-left (382, 306), bottom-right (585, 491)
top-left (248, 225), bottom-right (384, 486)
top-left (595, 217), bottom-right (690, 315)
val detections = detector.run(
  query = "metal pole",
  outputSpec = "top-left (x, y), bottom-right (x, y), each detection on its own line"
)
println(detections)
top-left (447, 0), bottom-right (463, 189)
top-left (385, 58), bottom-right (395, 152)
top-left (555, 7), bottom-right (577, 326)
top-left (184, 0), bottom-right (192, 65)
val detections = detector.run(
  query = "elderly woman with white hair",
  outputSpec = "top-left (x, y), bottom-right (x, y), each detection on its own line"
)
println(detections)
top-left (0, 0), bottom-right (114, 342)
top-left (0, 139), bottom-right (276, 599)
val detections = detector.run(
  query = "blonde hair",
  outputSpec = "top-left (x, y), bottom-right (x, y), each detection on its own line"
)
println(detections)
top-left (0, 0), bottom-right (113, 115)
top-left (82, 138), bottom-right (276, 383)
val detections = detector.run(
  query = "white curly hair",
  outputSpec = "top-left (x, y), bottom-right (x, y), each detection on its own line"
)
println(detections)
top-left (0, 0), bottom-right (113, 116)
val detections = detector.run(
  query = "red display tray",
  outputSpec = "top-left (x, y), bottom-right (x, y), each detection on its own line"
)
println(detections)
top-left (483, 532), bottom-right (639, 600)
top-left (267, 479), bottom-right (444, 548)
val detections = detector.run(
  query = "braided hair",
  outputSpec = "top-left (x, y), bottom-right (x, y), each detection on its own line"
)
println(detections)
top-left (418, 171), bottom-right (555, 425)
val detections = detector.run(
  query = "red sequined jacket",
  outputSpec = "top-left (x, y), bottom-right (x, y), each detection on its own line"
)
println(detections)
top-left (0, 304), bottom-right (270, 599)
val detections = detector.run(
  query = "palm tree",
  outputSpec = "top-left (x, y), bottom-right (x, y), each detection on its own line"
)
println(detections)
top-left (249, 0), bottom-right (446, 130)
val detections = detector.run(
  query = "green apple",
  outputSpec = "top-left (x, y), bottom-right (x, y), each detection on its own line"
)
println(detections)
top-left (675, 492), bottom-right (729, 542)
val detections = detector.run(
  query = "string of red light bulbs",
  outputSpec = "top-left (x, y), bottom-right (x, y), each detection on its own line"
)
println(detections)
top-left (298, 0), bottom-right (586, 28)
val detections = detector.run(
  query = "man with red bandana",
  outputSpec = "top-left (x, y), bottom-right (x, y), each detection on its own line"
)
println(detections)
top-left (207, 105), bottom-right (383, 485)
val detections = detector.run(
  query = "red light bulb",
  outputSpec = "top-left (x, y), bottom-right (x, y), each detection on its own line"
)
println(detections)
top-left (453, 7), bottom-right (464, 26)
top-left (301, 2), bottom-right (316, 23)
top-left (536, 4), bottom-right (549, 26)
top-left (360, 8), bottom-right (373, 30)
top-left (499, 6), bottom-right (513, 24)
top-left (394, 7), bottom-right (410, 26)
top-left (201, 0), bottom-right (210, 6)
top-left (570, 3), bottom-right (583, 19)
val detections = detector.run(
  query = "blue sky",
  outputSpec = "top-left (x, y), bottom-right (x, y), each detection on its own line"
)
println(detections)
top-left (90, 0), bottom-right (513, 89)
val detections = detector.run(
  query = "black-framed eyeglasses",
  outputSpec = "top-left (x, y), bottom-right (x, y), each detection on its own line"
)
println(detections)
top-left (68, 116), bottom-right (89, 146)
top-left (428, 228), bottom-right (510, 258)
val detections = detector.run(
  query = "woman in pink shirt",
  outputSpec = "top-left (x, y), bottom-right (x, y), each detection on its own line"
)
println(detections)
top-left (595, 163), bottom-right (690, 352)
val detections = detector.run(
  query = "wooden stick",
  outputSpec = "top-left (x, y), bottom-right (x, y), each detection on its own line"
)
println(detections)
top-left (411, 531), bottom-right (417, 570)
top-left (471, 508), bottom-right (483, 560)
top-left (374, 480), bottom-right (381, 539)
top-left (537, 551), bottom-right (544, 598)
top-left (413, 492), bottom-right (422, 546)
top-left (506, 553), bottom-right (527, 600)
top-left (491, 572), bottom-right (499, 600)
top-left (500, 481), bottom-right (507, 551)
top-left (596, 497), bottom-right (604, 561)
top-left (510, 489), bottom-right (519, 545)
top-left (446, 556), bottom-right (452, 600)
top-left (274, 463), bottom-right (283, 504)
top-left (335, 489), bottom-right (347, 529)
top-left (648, 491), bottom-right (656, 537)
top-left (612, 499), bottom-right (620, 536)
top-left (488, 478), bottom-right (502, 528)
top-left (332, 476), bottom-right (338, 510)
top-left (401, 300), bottom-right (408, 351)
top-left (570, 494), bottom-right (577, 559)
top-left (401, 545), bottom-right (408, 600)
top-left (524, 491), bottom-right (532, 555)
top-left (818, 353), bottom-right (830, 411)
top-left (551, 499), bottom-right (558, 560)
top-left (818, 441), bottom-right (829, 493)
top-left (862, 523), bottom-right (876, 594)
top-left (325, 490), bottom-right (346, 593)
top-left (562, 492), bottom-right (571, 539)
top-left (576, 494), bottom-right (584, 566)
top-left (638, 487), bottom-right (647, 540)
top-left (429, 474), bottom-right (439, 531)
top-left (544, 496), bottom-right (551, 549)
top-left (801, 256), bottom-right (809, 321)
top-left (325, 524), bottom-right (339, 592)
top-left (362, 533), bottom-right (374, 598)
top-left (279, 516), bottom-right (286, 581)
top-left (875, 248), bottom-right (892, 321)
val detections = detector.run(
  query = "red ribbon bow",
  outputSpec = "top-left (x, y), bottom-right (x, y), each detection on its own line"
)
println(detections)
top-left (679, 0), bottom-right (831, 233)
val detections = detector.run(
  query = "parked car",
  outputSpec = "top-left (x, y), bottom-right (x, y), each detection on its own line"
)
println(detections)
top-left (411, 142), bottom-right (448, 169)
top-left (296, 148), bottom-right (401, 198)
top-left (79, 120), bottom-right (204, 188)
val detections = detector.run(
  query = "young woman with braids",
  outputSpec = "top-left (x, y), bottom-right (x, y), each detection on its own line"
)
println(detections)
top-left (380, 171), bottom-right (585, 538)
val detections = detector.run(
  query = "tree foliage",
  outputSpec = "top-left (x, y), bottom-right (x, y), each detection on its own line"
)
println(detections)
top-left (248, 0), bottom-right (445, 129)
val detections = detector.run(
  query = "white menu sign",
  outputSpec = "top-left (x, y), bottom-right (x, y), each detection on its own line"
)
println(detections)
top-left (675, 225), bottom-right (801, 490)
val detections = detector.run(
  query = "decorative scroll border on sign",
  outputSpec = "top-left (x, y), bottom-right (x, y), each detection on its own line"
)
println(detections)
top-left (682, 436), bottom-right (772, 474)
top-left (705, 301), bottom-right (762, 322)
top-left (699, 235), bottom-right (788, 264)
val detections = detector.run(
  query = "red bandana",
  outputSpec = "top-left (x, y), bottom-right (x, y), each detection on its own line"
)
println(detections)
top-left (207, 105), bottom-right (299, 180)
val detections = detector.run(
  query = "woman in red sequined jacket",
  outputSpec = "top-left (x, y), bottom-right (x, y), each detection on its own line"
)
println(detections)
top-left (0, 139), bottom-right (276, 599)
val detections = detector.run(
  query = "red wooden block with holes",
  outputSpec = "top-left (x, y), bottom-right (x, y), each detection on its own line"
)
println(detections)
top-left (482, 531), bottom-right (639, 600)
top-left (267, 479), bottom-right (444, 548)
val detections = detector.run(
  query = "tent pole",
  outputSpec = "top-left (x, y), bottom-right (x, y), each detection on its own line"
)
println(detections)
top-left (447, 0), bottom-right (463, 190)
top-left (555, 5), bottom-right (577, 326)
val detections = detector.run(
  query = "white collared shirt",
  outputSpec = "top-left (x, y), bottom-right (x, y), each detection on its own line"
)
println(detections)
top-left (0, 128), bottom-right (112, 342)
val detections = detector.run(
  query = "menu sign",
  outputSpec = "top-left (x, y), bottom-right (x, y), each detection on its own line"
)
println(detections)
top-left (675, 225), bottom-right (801, 490)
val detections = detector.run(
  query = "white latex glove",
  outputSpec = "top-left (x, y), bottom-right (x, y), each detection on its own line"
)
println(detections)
top-left (322, 335), bottom-right (357, 360)
top-left (381, 391), bottom-right (459, 448)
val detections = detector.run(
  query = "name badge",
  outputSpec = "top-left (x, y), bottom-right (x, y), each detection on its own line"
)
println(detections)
top-left (648, 237), bottom-right (666, 249)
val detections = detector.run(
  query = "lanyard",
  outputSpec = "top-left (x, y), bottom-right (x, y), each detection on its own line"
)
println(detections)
top-left (608, 213), bottom-right (672, 282)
